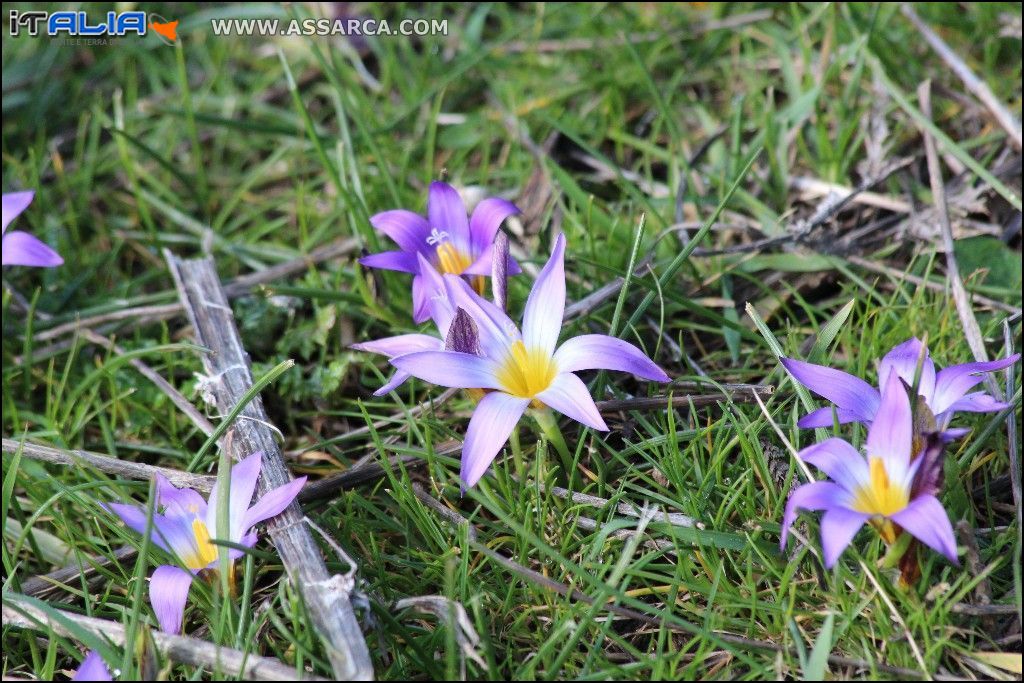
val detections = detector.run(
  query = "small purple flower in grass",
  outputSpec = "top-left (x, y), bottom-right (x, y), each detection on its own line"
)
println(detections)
top-left (73, 650), bottom-right (113, 681)
top-left (390, 233), bottom-right (670, 488)
top-left (360, 181), bottom-right (520, 322)
top-left (105, 452), bottom-right (305, 634)
top-left (782, 337), bottom-right (1019, 436)
top-left (2, 191), bottom-right (63, 267)
top-left (781, 369), bottom-right (959, 568)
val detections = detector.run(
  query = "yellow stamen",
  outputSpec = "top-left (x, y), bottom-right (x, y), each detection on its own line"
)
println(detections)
top-left (436, 241), bottom-right (472, 275)
top-left (850, 457), bottom-right (909, 518)
top-left (183, 518), bottom-right (219, 570)
top-left (496, 341), bottom-right (556, 398)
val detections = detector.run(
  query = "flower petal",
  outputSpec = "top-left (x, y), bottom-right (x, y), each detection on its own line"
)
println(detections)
top-left (205, 453), bottom-right (260, 543)
top-left (521, 233), bottom-right (566, 357)
top-left (149, 565), bottom-right (193, 634)
top-left (889, 494), bottom-right (958, 564)
top-left (155, 474), bottom-right (207, 521)
top-left (417, 253), bottom-right (455, 332)
top-left (351, 333), bottom-right (441, 358)
top-left (428, 181), bottom-right (471, 247)
top-left (797, 406), bottom-right (865, 428)
top-left (931, 354), bottom-right (1020, 415)
top-left (443, 274), bottom-right (520, 359)
top-left (553, 334), bottom-right (669, 381)
top-left (944, 391), bottom-right (1010, 414)
top-left (797, 438), bottom-right (868, 492)
top-left (369, 209), bottom-right (431, 253)
top-left (1, 230), bottom-right (63, 267)
top-left (469, 197), bottom-right (519, 258)
top-left (410, 273), bottom-right (431, 324)
top-left (879, 337), bottom-right (936, 405)
top-left (780, 358), bottom-right (880, 424)
top-left (535, 372), bottom-right (608, 431)
top-left (73, 650), bottom-right (113, 681)
top-left (490, 231), bottom-right (509, 311)
top-left (391, 350), bottom-right (503, 390)
top-left (359, 250), bottom-right (419, 274)
top-left (866, 369), bottom-right (913, 466)
top-left (780, 481), bottom-right (845, 550)
top-left (820, 507), bottom-right (869, 568)
top-left (463, 248), bottom-right (522, 277)
top-left (372, 370), bottom-right (412, 396)
top-left (241, 477), bottom-right (306, 531)
top-left (461, 392), bottom-right (530, 488)
top-left (445, 308), bottom-right (482, 355)
top-left (106, 503), bottom-right (201, 560)
top-left (2, 191), bottom-right (34, 233)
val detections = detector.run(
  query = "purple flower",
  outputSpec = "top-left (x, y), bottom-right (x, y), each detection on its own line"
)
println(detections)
top-left (2, 191), bottom-right (63, 267)
top-left (72, 650), bottom-right (113, 681)
top-left (360, 181), bottom-right (520, 323)
top-left (782, 337), bottom-right (1019, 435)
top-left (105, 452), bottom-right (305, 634)
top-left (389, 233), bottom-right (670, 488)
top-left (781, 369), bottom-right (958, 568)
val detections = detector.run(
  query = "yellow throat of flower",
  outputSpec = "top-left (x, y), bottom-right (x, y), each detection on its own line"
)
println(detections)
top-left (183, 517), bottom-right (219, 570)
top-left (850, 457), bottom-right (908, 519)
top-left (436, 241), bottom-right (472, 275)
top-left (496, 341), bottom-right (556, 398)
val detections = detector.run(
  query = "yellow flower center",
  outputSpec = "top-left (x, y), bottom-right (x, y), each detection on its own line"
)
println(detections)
top-left (182, 517), bottom-right (219, 570)
top-left (850, 457), bottom-right (908, 518)
top-left (496, 341), bottom-right (556, 398)
top-left (436, 241), bottom-right (472, 275)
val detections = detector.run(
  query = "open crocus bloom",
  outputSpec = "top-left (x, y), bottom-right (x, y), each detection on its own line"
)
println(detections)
top-left (72, 650), bottom-right (113, 681)
top-left (390, 233), bottom-right (670, 488)
top-left (781, 369), bottom-right (958, 568)
top-left (782, 337), bottom-right (1019, 434)
top-left (106, 452), bottom-right (305, 634)
top-left (360, 181), bottom-right (520, 322)
top-left (2, 191), bottom-right (63, 267)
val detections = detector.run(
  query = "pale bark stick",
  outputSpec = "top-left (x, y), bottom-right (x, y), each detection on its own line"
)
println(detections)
top-left (166, 253), bottom-right (372, 680)
top-left (2, 594), bottom-right (324, 681)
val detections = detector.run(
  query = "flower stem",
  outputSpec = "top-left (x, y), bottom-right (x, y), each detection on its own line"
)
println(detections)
top-left (879, 529), bottom-right (914, 570)
top-left (531, 408), bottom-right (576, 487)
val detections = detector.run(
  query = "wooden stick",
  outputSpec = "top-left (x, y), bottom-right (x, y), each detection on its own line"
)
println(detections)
top-left (165, 253), bottom-right (373, 680)
top-left (1, 438), bottom-right (215, 491)
top-left (2, 593), bottom-right (324, 681)
top-left (20, 546), bottom-right (136, 599)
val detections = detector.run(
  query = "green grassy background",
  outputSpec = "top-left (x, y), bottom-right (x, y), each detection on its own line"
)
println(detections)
top-left (3, 2), bottom-right (1022, 679)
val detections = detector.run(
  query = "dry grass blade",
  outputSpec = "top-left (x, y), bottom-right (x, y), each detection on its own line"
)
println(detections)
top-left (902, 5), bottom-right (1022, 150)
top-left (917, 81), bottom-right (1002, 398)
top-left (166, 254), bottom-right (373, 680)
top-left (2, 593), bottom-right (324, 681)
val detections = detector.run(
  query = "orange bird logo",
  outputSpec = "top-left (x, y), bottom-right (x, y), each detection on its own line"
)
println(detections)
top-left (150, 19), bottom-right (179, 43)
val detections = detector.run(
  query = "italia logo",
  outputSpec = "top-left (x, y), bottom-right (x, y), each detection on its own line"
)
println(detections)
top-left (8, 10), bottom-right (179, 43)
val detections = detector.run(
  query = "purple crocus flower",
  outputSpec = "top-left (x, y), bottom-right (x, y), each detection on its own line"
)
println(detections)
top-left (782, 337), bottom-right (1019, 434)
top-left (360, 181), bottom-right (520, 323)
top-left (72, 650), bottom-right (113, 681)
top-left (389, 233), bottom-right (670, 488)
top-left (781, 369), bottom-right (958, 568)
top-left (105, 452), bottom-right (305, 634)
top-left (2, 191), bottom-right (63, 267)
